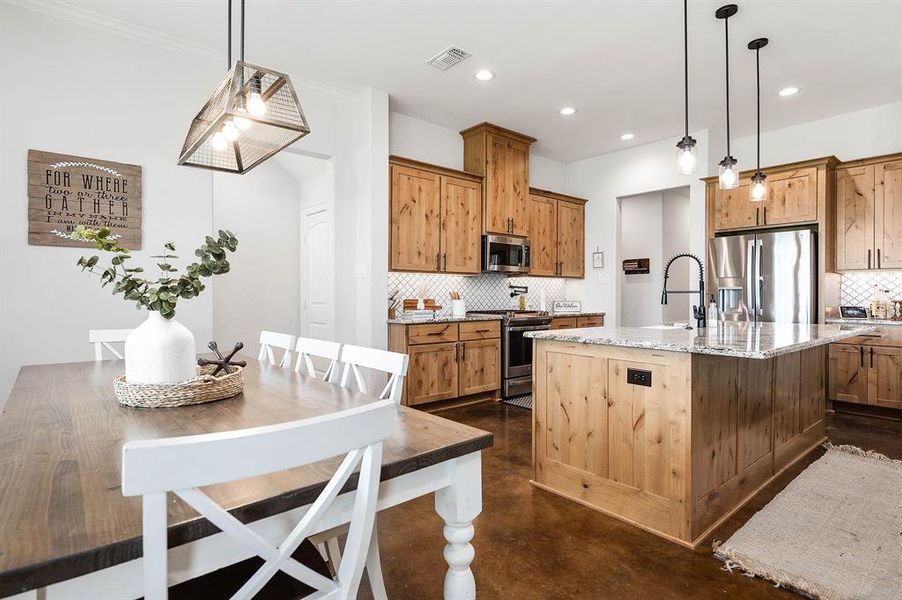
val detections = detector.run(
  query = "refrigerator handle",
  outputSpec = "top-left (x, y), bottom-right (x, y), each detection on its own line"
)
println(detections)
top-left (757, 239), bottom-right (765, 316)
top-left (746, 239), bottom-right (756, 315)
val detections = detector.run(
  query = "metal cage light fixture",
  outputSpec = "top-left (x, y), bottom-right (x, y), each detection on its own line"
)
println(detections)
top-left (178, 0), bottom-right (310, 174)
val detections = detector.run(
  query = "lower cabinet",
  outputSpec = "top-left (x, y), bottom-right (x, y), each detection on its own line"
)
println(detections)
top-left (388, 320), bottom-right (501, 407)
top-left (550, 314), bottom-right (605, 330)
top-left (829, 342), bottom-right (902, 409)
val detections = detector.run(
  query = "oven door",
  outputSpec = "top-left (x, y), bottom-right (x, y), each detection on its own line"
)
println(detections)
top-left (483, 235), bottom-right (530, 273)
top-left (504, 323), bottom-right (548, 378)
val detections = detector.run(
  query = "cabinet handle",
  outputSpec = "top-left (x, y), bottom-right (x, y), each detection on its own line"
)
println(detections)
top-left (510, 217), bottom-right (514, 233)
top-left (877, 248), bottom-right (882, 269)
top-left (868, 249), bottom-right (872, 269)
top-left (763, 206), bottom-right (767, 225)
top-left (442, 253), bottom-right (447, 271)
top-left (860, 346), bottom-right (865, 368)
top-left (454, 342), bottom-right (459, 362)
top-left (756, 207), bottom-right (760, 226)
top-left (870, 346), bottom-right (875, 368)
top-left (435, 252), bottom-right (440, 271)
top-left (461, 342), bottom-right (466, 361)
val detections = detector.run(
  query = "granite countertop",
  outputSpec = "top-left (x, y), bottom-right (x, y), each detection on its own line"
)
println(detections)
top-left (826, 318), bottom-right (902, 327)
top-left (550, 311), bottom-right (606, 318)
top-left (525, 322), bottom-right (876, 359)
top-left (387, 314), bottom-right (503, 325)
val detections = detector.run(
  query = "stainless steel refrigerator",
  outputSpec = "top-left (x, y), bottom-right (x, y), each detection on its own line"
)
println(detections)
top-left (708, 228), bottom-right (817, 323)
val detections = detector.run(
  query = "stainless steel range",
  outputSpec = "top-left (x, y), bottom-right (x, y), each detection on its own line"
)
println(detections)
top-left (467, 310), bottom-right (551, 399)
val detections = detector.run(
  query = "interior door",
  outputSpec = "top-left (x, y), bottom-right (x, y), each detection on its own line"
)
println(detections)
top-left (713, 184), bottom-right (757, 231)
top-left (557, 200), bottom-right (585, 278)
top-left (875, 160), bottom-right (902, 269)
top-left (407, 343), bottom-right (458, 405)
top-left (828, 344), bottom-right (867, 404)
top-left (459, 340), bottom-right (501, 396)
top-left (527, 194), bottom-right (557, 276)
top-left (763, 168), bottom-right (818, 225)
top-left (440, 175), bottom-right (482, 274)
top-left (390, 165), bottom-right (441, 272)
top-left (301, 206), bottom-right (334, 347)
top-left (756, 229), bottom-right (816, 324)
top-left (485, 134), bottom-right (512, 235)
top-left (868, 346), bottom-right (902, 408)
top-left (835, 165), bottom-right (875, 270)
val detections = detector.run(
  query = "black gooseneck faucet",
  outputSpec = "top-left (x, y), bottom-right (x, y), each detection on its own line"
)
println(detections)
top-left (661, 253), bottom-right (707, 329)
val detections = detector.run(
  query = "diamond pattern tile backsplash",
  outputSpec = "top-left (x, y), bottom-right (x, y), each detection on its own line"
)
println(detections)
top-left (387, 272), bottom-right (567, 315)
top-left (840, 272), bottom-right (902, 306)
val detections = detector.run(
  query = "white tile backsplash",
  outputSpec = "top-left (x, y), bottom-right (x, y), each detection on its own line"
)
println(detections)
top-left (840, 272), bottom-right (902, 307)
top-left (387, 272), bottom-right (567, 316)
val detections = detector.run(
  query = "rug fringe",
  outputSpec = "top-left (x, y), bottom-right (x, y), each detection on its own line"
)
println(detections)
top-left (715, 548), bottom-right (823, 599)
top-left (823, 442), bottom-right (902, 464)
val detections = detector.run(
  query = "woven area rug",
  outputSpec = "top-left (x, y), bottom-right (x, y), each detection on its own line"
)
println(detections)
top-left (714, 444), bottom-right (902, 599)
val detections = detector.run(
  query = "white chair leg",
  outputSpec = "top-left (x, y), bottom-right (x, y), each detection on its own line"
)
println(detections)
top-left (365, 523), bottom-right (388, 600)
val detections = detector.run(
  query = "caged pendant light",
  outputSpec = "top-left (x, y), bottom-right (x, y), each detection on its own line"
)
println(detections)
top-left (676, 0), bottom-right (698, 175)
top-left (715, 4), bottom-right (739, 190)
top-left (748, 37), bottom-right (769, 201)
top-left (178, 0), bottom-right (310, 174)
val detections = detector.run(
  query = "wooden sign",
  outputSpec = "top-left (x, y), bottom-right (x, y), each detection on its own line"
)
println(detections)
top-left (28, 149), bottom-right (142, 249)
top-left (552, 300), bottom-right (581, 314)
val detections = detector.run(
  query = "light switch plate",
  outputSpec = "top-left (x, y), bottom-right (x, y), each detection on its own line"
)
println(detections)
top-left (354, 263), bottom-right (367, 278)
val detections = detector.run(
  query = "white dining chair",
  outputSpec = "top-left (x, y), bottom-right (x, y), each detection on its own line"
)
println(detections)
top-left (258, 330), bottom-right (297, 369)
top-left (121, 399), bottom-right (396, 600)
top-left (339, 345), bottom-right (409, 405)
top-left (89, 329), bottom-right (132, 361)
top-left (294, 337), bottom-right (343, 383)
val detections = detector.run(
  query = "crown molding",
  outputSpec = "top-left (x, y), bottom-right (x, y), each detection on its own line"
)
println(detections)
top-left (5, 0), bottom-right (361, 105)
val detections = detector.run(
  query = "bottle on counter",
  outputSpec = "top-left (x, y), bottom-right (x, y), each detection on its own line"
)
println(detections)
top-left (870, 285), bottom-right (881, 319)
top-left (706, 294), bottom-right (719, 327)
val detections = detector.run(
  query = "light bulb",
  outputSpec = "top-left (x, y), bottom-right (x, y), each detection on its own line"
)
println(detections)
top-left (233, 110), bottom-right (252, 131)
top-left (676, 136), bottom-right (698, 175)
top-left (750, 172), bottom-right (768, 202)
top-left (247, 92), bottom-right (267, 117)
top-left (222, 120), bottom-right (240, 141)
top-left (210, 131), bottom-right (228, 151)
top-left (718, 157), bottom-right (739, 190)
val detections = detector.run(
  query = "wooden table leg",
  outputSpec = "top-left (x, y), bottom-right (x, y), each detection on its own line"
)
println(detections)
top-left (435, 452), bottom-right (482, 600)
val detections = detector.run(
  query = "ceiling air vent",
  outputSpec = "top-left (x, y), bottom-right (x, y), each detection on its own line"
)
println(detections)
top-left (426, 46), bottom-right (472, 71)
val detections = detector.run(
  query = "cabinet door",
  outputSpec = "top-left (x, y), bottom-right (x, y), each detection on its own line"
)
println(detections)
top-left (509, 142), bottom-right (530, 237)
top-left (868, 346), bottom-right (902, 408)
top-left (713, 184), bottom-right (757, 231)
top-left (577, 315), bottom-right (604, 327)
top-left (440, 176), bottom-right (482, 274)
top-left (550, 317), bottom-right (578, 330)
top-left (407, 343), bottom-right (458, 406)
top-left (459, 339), bottom-right (501, 396)
top-left (528, 194), bottom-right (557, 276)
top-left (828, 344), bottom-right (867, 404)
top-left (835, 165), bottom-right (875, 271)
top-left (875, 160), bottom-right (902, 270)
top-left (763, 168), bottom-right (818, 225)
top-left (484, 134), bottom-right (512, 235)
top-left (557, 200), bottom-right (585, 278)
top-left (390, 165), bottom-right (441, 272)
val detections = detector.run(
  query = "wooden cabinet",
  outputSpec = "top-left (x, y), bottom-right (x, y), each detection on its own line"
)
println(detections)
top-left (868, 346), bottom-right (902, 409)
top-left (528, 189), bottom-right (587, 278)
top-left (551, 315), bottom-right (605, 330)
top-left (461, 123), bottom-right (536, 237)
top-left (829, 339), bottom-right (902, 410)
top-left (764, 167), bottom-right (818, 225)
top-left (577, 315), bottom-right (605, 327)
top-left (550, 317), bottom-right (578, 330)
top-left (389, 157), bottom-right (483, 274)
top-left (828, 344), bottom-right (867, 404)
top-left (835, 154), bottom-right (902, 271)
top-left (713, 184), bottom-right (756, 231)
top-left (388, 320), bottom-right (501, 407)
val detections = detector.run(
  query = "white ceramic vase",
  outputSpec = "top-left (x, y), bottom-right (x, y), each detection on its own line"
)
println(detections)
top-left (125, 311), bottom-right (197, 384)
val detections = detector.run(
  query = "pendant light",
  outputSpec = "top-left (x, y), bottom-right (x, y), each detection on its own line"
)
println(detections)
top-left (676, 0), bottom-right (697, 175)
top-left (715, 4), bottom-right (739, 190)
top-left (748, 38), bottom-right (769, 201)
top-left (178, 0), bottom-right (310, 174)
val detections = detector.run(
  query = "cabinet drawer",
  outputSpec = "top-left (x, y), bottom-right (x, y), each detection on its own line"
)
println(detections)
top-left (407, 323), bottom-right (458, 345)
top-left (577, 315), bottom-right (604, 327)
top-left (550, 317), bottom-right (578, 330)
top-left (459, 321), bottom-right (501, 340)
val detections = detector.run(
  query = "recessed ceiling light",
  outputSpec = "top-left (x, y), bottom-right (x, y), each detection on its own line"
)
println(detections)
top-left (779, 86), bottom-right (799, 96)
top-left (474, 70), bottom-right (494, 81)
top-left (620, 133), bottom-right (635, 140)
top-left (559, 107), bottom-right (576, 116)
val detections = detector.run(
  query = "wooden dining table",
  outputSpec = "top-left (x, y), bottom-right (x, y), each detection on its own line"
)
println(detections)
top-left (0, 357), bottom-right (492, 599)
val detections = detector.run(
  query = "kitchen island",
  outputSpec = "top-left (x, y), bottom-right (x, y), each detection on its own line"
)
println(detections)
top-left (526, 322), bottom-right (874, 548)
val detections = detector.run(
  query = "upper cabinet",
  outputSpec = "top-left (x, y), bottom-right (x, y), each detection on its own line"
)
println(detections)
top-left (835, 154), bottom-right (902, 271)
top-left (389, 156), bottom-right (483, 274)
top-left (528, 189), bottom-right (587, 278)
top-left (461, 123), bottom-right (536, 237)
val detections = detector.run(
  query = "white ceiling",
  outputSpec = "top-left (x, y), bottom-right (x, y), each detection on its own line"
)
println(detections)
top-left (35, 0), bottom-right (902, 162)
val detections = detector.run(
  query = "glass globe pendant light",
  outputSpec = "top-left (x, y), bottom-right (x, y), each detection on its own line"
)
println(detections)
top-left (676, 0), bottom-right (697, 175)
top-left (715, 4), bottom-right (739, 190)
top-left (748, 37), bottom-right (769, 201)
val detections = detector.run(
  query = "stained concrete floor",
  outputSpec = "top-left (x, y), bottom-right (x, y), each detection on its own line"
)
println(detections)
top-left (371, 404), bottom-right (902, 599)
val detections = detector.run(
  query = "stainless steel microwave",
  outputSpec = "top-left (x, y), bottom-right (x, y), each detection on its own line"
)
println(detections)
top-left (482, 234), bottom-right (530, 273)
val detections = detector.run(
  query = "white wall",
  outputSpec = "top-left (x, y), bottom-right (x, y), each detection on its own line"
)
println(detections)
top-left (389, 111), bottom-right (567, 190)
top-left (212, 160), bottom-right (301, 352)
top-left (0, 4), bottom-right (388, 403)
top-left (566, 130), bottom-right (712, 326)
top-left (661, 188), bottom-right (692, 323)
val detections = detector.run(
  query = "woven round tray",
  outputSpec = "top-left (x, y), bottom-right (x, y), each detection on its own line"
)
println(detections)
top-left (113, 364), bottom-right (245, 408)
